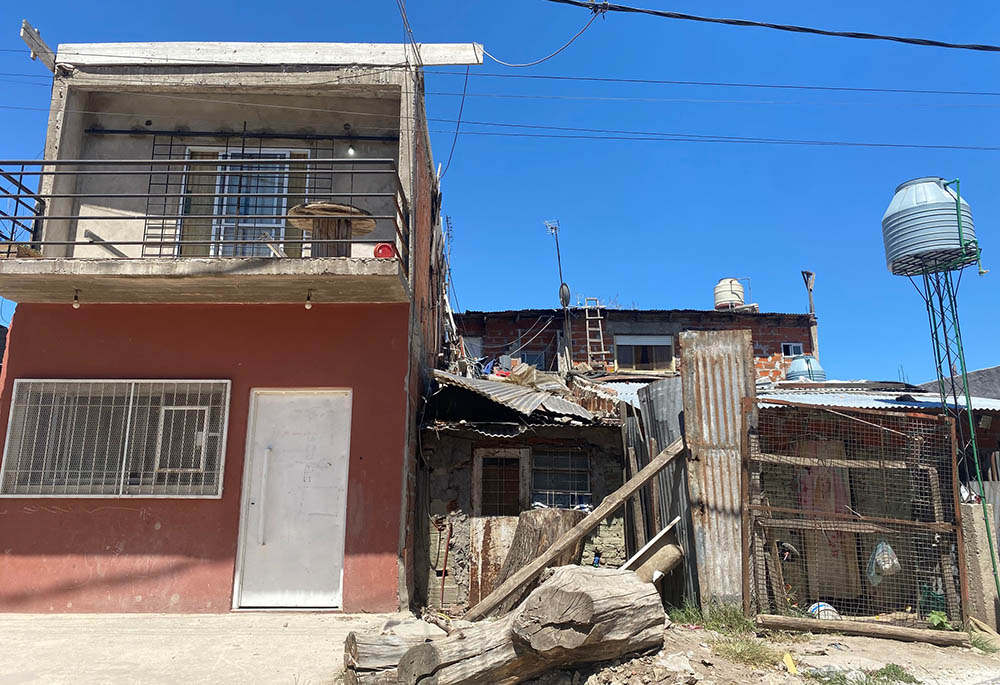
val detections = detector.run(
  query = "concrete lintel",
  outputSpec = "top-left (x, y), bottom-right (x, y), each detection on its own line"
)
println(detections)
top-left (0, 257), bottom-right (409, 304)
top-left (62, 67), bottom-right (409, 94)
top-left (55, 42), bottom-right (484, 67)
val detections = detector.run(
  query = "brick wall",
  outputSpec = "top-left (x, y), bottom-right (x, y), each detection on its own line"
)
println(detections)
top-left (456, 309), bottom-right (816, 381)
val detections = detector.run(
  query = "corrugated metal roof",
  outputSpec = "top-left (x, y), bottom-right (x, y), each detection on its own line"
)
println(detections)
top-left (458, 307), bottom-right (810, 320)
top-left (433, 370), bottom-right (593, 420)
top-left (602, 381), bottom-right (649, 408)
top-left (758, 388), bottom-right (1000, 412)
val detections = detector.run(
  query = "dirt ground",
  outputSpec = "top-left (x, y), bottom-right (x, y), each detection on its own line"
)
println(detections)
top-left (531, 623), bottom-right (1000, 685)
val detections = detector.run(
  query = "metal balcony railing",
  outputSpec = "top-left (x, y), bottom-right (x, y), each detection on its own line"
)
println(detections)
top-left (0, 158), bottom-right (410, 273)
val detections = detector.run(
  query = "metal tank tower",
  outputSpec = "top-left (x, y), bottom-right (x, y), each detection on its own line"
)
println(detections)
top-left (881, 176), bottom-right (999, 597)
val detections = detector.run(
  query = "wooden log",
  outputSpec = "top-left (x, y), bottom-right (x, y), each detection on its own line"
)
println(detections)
top-left (344, 668), bottom-right (398, 685)
top-left (345, 631), bottom-right (438, 671)
top-left (464, 438), bottom-right (684, 621)
top-left (755, 614), bottom-right (971, 647)
top-left (493, 508), bottom-right (586, 615)
top-left (632, 543), bottom-right (683, 584)
top-left (398, 566), bottom-right (665, 685)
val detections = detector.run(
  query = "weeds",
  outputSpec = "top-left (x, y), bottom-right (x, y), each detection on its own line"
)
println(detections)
top-left (805, 663), bottom-right (920, 685)
top-left (668, 602), bottom-right (755, 636)
top-left (970, 631), bottom-right (1000, 654)
top-left (710, 636), bottom-right (781, 668)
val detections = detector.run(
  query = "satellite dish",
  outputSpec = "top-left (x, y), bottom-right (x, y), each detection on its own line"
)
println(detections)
top-left (559, 282), bottom-right (571, 308)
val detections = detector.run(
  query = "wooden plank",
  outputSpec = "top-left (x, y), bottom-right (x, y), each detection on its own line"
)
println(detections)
top-left (621, 515), bottom-right (681, 571)
top-left (649, 437), bottom-right (663, 530)
top-left (756, 614), bottom-right (971, 647)
top-left (626, 447), bottom-right (648, 549)
top-left (752, 452), bottom-right (907, 470)
top-left (20, 20), bottom-right (55, 72)
top-left (757, 518), bottom-right (893, 534)
top-left (463, 438), bottom-right (685, 621)
top-left (54, 42), bottom-right (484, 67)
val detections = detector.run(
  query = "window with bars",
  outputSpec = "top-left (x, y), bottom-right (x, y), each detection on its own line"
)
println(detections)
top-left (531, 450), bottom-right (591, 509)
top-left (480, 456), bottom-right (522, 516)
top-left (0, 380), bottom-right (230, 497)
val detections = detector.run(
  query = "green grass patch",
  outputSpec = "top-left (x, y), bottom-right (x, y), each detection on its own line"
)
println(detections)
top-left (710, 636), bottom-right (781, 668)
top-left (668, 602), bottom-right (755, 636)
top-left (970, 631), bottom-right (999, 654)
top-left (805, 663), bottom-right (920, 685)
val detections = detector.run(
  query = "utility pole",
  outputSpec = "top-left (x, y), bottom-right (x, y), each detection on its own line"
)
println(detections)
top-left (546, 220), bottom-right (573, 373)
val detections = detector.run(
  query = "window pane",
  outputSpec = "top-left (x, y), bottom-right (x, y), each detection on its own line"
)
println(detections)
top-left (617, 345), bottom-right (635, 369)
top-left (531, 450), bottom-right (591, 510)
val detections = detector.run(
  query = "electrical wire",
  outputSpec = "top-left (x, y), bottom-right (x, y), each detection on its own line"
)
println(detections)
top-left (439, 67), bottom-right (469, 180)
top-left (12, 65), bottom-right (1000, 100)
top-left (545, 0), bottom-right (1000, 53)
top-left (422, 70), bottom-right (1000, 98)
top-left (482, 8), bottom-right (603, 67)
top-left (6, 92), bottom-right (1000, 152)
top-left (9, 64), bottom-right (1000, 100)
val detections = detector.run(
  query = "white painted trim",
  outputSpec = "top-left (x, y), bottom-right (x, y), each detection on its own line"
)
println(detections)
top-left (614, 335), bottom-right (673, 346)
top-left (55, 42), bottom-right (484, 67)
top-left (0, 378), bottom-right (231, 499)
top-left (232, 387), bottom-right (353, 610)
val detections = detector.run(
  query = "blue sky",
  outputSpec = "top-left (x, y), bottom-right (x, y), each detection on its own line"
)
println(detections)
top-left (0, 1), bottom-right (998, 383)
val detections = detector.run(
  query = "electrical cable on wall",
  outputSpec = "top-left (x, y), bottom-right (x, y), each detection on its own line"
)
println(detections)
top-left (544, 0), bottom-right (1000, 53)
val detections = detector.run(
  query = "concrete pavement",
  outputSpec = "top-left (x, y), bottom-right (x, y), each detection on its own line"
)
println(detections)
top-left (0, 612), bottom-right (389, 684)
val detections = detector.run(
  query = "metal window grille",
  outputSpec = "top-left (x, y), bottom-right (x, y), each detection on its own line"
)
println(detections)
top-left (746, 404), bottom-right (964, 628)
top-left (0, 380), bottom-right (231, 497)
top-left (532, 450), bottom-right (592, 509)
top-left (480, 456), bottom-right (521, 516)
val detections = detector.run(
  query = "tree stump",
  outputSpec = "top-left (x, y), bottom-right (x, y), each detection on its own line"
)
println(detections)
top-left (397, 566), bottom-right (665, 685)
top-left (493, 508), bottom-right (586, 615)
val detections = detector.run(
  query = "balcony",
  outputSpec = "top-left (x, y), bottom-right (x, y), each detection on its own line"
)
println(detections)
top-left (0, 157), bottom-right (411, 304)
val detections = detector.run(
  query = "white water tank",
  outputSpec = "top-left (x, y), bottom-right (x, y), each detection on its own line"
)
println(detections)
top-left (714, 278), bottom-right (745, 310)
top-left (882, 177), bottom-right (978, 276)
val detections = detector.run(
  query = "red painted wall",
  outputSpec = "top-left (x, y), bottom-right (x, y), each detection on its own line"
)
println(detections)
top-left (0, 302), bottom-right (409, 613)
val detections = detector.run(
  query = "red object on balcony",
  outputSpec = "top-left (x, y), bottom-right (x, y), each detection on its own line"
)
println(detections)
top-left (373, 243), bottom-right (396, 259)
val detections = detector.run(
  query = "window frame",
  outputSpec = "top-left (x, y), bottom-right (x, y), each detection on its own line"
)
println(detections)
top-left (472, 447), bottom-right (529, 516)
top-left (530, 449), bottom-right (592, 510)
top-left (0, 379), bottom-right (232, 499)
top-left (178, 146), bottom-right (306, 258)
top-left (614, 334), bottom-right (675, 372)
top-left (781, 342), bottom-right (805, 357)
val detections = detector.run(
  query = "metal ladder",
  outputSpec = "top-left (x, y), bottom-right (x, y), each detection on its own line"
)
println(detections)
top-left (584, 297), bottom-right (611, 366)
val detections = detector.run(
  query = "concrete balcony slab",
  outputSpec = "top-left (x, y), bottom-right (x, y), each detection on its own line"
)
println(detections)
top-left (0, 257), bottom-right (409, 304)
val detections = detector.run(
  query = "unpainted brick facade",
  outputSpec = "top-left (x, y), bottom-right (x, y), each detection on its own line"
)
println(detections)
top-left (456, 308), bottom-right (817, 382)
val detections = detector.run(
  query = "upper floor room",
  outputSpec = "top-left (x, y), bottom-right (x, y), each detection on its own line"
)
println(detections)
top-left (0, 34), bottom-right (481, 305)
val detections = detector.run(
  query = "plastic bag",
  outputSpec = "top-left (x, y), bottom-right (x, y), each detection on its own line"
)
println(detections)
top-left (866, 540), bottom-right (901, 587)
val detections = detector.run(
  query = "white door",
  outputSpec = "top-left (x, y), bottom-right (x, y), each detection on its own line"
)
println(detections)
top-left (236, 389), bottom-right (352, 608)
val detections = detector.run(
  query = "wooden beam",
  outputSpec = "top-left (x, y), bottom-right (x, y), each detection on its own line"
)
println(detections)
top-left (756, 614), bottom-right (971, 648)
top-left (756, 517), bottom-right (892, 534)
top-left (463, 438), bottom-right (685, 621)
top-left (752, 452), bottom-right (907, 470)
top-left (20, 20), bottom-right (55, 72)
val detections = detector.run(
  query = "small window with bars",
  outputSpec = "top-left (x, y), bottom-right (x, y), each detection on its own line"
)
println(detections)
top-left (0, 380), bottom-right (231, 497)
top-left (531, 450), bottom-right (592, 509)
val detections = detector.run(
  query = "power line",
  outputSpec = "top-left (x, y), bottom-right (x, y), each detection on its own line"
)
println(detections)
top-left (483, 8), bottom-right (603, 67)
top-left (439, 67), bottom-right (470, 180)
top-left (3, 98), bottom-right (1000, 152)
top-left (423, 71), bottom-right (1000, 99)
top-left (545, 0), bottom-right (1000, 53)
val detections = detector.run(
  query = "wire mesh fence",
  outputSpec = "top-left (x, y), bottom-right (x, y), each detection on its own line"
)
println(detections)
top-left (746, 403), bottom-right (964, 628)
